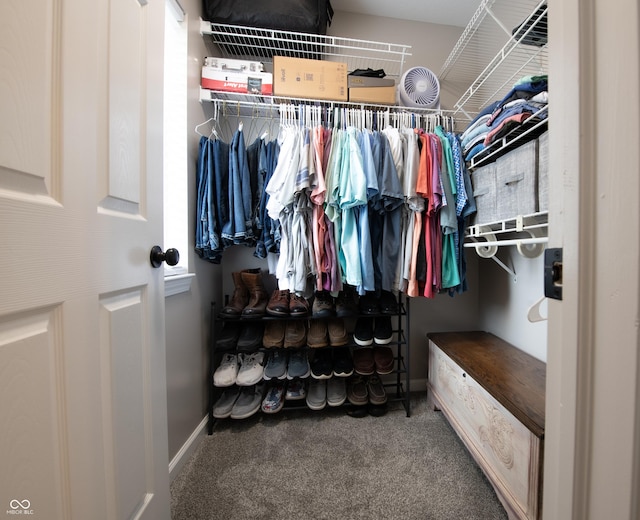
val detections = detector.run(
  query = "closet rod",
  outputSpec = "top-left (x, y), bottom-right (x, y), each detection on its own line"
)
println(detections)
top-left (202, 90), bottom-right (457, 117)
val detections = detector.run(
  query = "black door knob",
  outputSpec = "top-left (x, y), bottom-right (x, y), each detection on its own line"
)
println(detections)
top-left (150, 245), bottom-right (180, 268)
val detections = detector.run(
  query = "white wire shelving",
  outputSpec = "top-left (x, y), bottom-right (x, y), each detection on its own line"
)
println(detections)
top-left (464, 212), bottom-right (548, 279)
top-left (439, 0), bottom-right (548, 120)
top-left (198, 88), bottom-right (457, 125)
top-left (200, 20), bottom-right (411, 79)
top-left (440, 0), bottom-right (549, 261)
top-left (199, 20), bottom-right (463, 122)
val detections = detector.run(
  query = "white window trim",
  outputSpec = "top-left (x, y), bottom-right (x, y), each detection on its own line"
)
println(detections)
top-left (165, 272), bottom-right (195, 297)
top-left (163, 0), bottom-right (191, 297)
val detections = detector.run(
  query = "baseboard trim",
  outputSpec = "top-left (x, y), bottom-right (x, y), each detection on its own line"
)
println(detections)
top-left (410, 377), bottom-right (428, 393)
top-left (169, 416), bottom-right (208, 481)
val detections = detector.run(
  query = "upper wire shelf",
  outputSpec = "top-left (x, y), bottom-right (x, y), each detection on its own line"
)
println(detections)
top-left (439, 0), bottom-right (548, 119)
top-left (200, 20), bottom-right (412, 79)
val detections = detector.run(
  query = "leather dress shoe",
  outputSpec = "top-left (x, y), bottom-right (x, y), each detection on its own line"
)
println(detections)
top-left (267, 289), bottom-right (290, 317)
top-left (289, 293), bottom-right (310, 317)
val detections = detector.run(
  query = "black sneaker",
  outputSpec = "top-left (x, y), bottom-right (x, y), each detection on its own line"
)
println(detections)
top-left (354, 317), bottom-right (374, 346)
top-left (310, 348), bottom-right (333, 380)
top-left (379, 290), bottom-right (399, 315)
top-left (237, 322), bottom-right (264, 353)
top-left (335, 286), bottom-right (358, 318)
top-left (332, 347), bottom-right (354, 377)
top-left (368, 403), bottom-right (388, 417)
top-left (312, 291), bottom-right (335, 318)
top-left (216, 321), bottom-right (241, 350)
top-left (373, 317), bottom-right (393, 345)
top-left (358, 291), bottom-right (380, 315)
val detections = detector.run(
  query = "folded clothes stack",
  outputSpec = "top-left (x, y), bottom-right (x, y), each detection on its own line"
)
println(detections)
top-left (460, 75), bottom-right (548, 163)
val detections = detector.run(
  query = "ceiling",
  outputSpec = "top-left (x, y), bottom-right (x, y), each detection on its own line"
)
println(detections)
top-left (329, 0), bottom-right (480, 28)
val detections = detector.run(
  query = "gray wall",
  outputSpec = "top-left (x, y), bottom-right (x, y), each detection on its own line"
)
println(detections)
top-left (165, 0), bottom-right (222, 462)
top-left (329, 11), bottom-right (464, 110)
top-left (477, 250), bottom-right (547, 361)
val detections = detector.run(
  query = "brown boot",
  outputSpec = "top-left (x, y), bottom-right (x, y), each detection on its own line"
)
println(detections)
top-left (241, 268), bottom-right (268, 318)
top-left (220, 272), bottom-right (248, 318)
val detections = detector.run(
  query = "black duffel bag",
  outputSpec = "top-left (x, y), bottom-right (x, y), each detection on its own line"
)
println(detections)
top-left (203, 0), bottom-right (334, 35)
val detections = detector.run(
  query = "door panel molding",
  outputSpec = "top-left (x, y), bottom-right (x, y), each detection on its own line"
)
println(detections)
top-left (0, 306), bottom-right (69, 519)
top-left (0, 0), bottom-right (62, 203)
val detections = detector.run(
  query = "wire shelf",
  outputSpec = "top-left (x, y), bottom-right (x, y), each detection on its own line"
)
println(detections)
top-left (467, 212), bottom-right (548, 238)
top-left (200, 20), bottom-right (412, 78)
top-left (200, 88), bottom-right (456, 116)
top-left (467, 105), bottom-right (548, 170)
top-left (439, 0), bottom-right (548, 118)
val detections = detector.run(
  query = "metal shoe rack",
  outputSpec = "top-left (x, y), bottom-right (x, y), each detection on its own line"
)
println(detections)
top-left (207, 294), bottom-right (411, 434)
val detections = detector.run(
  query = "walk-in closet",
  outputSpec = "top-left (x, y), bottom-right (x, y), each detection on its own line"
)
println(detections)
top-left (186, 0), bottom-right (550, 518)
top-left (4, 0), bottom-right (638, 519)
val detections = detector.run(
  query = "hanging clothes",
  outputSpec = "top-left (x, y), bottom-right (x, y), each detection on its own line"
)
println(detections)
top-left (369, 130), bottom-right (404, 293)
top-left (223, 128), bottom-right (254, 245)
top-left (195, 135), bottom-right (225, 263)
top-left (254, 138), bottom-right (280, 259)
top-left (194, 105), bottom-right (478, 301)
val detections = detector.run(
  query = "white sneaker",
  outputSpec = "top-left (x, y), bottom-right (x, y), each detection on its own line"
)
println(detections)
top-left (236, 352), bottom-right (265, 386)
top-left (213, 353), bottom-right (239, 387)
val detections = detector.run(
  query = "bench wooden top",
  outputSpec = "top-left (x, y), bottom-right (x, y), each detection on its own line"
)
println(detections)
top-left (428, 331), bottom-right (546, 438)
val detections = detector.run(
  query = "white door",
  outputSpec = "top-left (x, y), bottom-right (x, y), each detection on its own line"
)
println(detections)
top-left (545, 0), bottom-right (640, 518)
top-left (0, 0), bottom-right (170, 519)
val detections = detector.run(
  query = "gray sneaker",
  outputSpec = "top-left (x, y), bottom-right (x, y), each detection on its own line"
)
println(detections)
top-left (263, 349), bottom-right (288, 380)
top-left (230, 384), bottom-right (264, 419)
top-left (212, 387), bottom-right (241, 418)
top-left (326, 377), bottom-right (346, 407)
top-left (306, 379), bottom-right (327, 410)
top-left (287, 349), bottom-right (311, 379)
top-left (236, 351), bottom-right (265, 386)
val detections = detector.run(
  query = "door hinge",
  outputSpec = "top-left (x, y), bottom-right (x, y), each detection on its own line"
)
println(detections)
top-left (544, 247), bottom-right (563, 300)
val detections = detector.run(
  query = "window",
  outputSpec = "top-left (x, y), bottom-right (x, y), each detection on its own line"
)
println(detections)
top-left (163, 0), bottom-right (193, 295)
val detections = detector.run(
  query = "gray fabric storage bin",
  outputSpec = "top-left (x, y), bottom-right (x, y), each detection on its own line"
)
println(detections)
top-left (538, 131), bottom-right (549, 211)
top-left (495, 139), bottom-right (538, 221)
top-left (471, 162), bottom-right (498, 225)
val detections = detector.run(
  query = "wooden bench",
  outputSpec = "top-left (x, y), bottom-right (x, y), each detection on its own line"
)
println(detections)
top-left (427, 331), bottom-right (545, 520)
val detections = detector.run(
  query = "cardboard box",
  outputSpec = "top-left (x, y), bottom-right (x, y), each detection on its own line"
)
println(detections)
top-left (273, 56), bottom-right (348, 101)
top-left (347, 76), bottom-right (395, 88)
top-left (201, 66), bottom-right (273, 95)
top-left (349, 86), bottom-right (397, 105)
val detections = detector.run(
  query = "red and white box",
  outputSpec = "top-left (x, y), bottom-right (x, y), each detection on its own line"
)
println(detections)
top-left (201, 57), bottom-right (273, 95)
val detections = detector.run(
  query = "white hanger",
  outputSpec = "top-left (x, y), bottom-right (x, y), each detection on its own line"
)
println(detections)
top-left (527, 296), bottom-right (548, 323)
top-left (194, 117), bottom-right (219, 139)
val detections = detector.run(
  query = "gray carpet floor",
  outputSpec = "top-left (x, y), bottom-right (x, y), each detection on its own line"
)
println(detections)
top-left (170, 392), bottom-right (508, 520)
